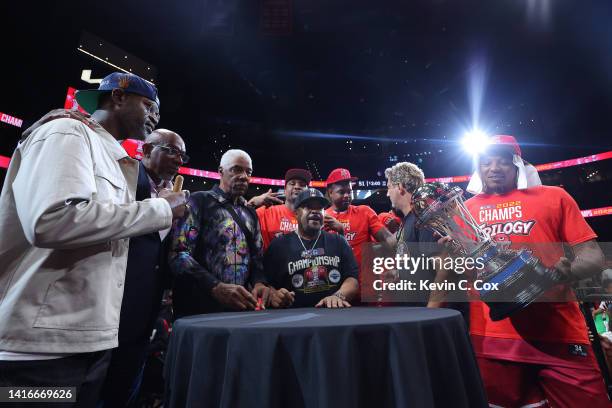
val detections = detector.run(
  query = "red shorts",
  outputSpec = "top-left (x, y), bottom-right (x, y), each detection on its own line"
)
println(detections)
top-left (477, 355), bottom-right (610, 408)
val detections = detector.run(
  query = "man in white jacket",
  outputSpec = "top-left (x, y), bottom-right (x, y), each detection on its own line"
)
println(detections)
top-left (0, 72), bottom-right (186, 407)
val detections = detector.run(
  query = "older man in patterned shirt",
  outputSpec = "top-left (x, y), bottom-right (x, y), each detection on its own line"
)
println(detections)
top-left (169, 149), bottom-right (269, 317)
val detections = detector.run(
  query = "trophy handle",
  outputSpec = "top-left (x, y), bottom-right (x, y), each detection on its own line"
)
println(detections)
top-left (532, 261), bottom-right (564, 284)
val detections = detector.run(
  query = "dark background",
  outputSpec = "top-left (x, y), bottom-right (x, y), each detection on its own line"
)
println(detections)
top-left (1, 0), bottom-right (611, 237)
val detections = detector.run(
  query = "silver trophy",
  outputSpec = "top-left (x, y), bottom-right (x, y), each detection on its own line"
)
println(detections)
top-left (411, 182), bottom-right (562, 321)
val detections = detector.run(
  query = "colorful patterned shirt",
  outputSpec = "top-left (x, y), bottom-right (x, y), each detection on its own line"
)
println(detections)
top-left (169, 185), bottom-right (264, 312)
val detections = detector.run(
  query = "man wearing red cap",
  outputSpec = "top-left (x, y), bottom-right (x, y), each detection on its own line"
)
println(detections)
top-left (251, 168), bottom-right (312, 250)
top-left (324, 168), bottom-right (396, 291)
top-left (464, 135), bottom-right (608, 407)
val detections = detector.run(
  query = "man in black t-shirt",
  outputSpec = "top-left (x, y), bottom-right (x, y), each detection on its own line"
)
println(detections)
top-left (263, 188), bottom-right (359, 308)
top-left (385, 162), bottom-right (469, 321)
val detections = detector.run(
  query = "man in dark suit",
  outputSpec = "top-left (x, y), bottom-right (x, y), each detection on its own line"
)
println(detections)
top-left (100, 128), bottom-right (188, 407)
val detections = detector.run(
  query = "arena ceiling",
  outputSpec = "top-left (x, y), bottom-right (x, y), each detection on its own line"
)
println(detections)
top-left (3, 0), bottom-right (612, 181)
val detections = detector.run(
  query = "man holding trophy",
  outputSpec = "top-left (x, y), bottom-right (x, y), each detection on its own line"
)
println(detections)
top-left (412, 135), bottom-right (607, 407)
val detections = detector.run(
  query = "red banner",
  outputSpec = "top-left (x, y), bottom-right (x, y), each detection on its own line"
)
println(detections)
top-left (534, 151), bottom-right (612, 171)
top-left (120, 138), bottom-right (144, 161)
top-left (423, 151), bottom-right (612, 184)
top-left (179, 167), bottom-right (220, 180)
top-left (175, 150), bottom-right (612, 187)
top-left (0, 112), bottom-right (23, 128)
top-left (424, 175), bottom-right (471, 183)
top-left (64, 87), bottom-right (89, 114)
top-left (581, 206), bottom-right (612, 218)
top-left (3, 145), bottom-right (611, 187)
top-left (0, 144), bottom-right (610, 217)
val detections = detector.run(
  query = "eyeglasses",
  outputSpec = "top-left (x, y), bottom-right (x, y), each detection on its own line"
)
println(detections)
top-left (152, 144), bottom-right (190, 163)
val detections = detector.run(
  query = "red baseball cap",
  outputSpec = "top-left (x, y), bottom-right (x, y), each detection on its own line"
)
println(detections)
top-left (325, 168), bottom-right (358, 186)
top-left (487, 135), bottom-right (521, 157)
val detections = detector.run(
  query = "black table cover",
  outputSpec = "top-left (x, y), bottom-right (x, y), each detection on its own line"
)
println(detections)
top-left (164, 307), bottom-right (487, 408)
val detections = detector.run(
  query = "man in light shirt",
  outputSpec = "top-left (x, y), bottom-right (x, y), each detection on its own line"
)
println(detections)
top-left (0, 72), bottom-right (186, 406)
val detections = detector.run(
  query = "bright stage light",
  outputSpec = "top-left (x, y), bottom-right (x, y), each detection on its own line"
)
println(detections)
top-left (461, 130), bottom-right (489, 154)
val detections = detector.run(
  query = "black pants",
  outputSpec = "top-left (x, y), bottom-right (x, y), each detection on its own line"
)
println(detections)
top-left (0, 350), bottom-right (111, 408)
top-left (99, 342), bottom-right (148, 408)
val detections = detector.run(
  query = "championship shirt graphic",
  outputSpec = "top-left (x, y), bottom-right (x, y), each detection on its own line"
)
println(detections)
top-left (287, 254), bottom-right (341, 293)
top-left (477, 200), bottom-right (536, 241)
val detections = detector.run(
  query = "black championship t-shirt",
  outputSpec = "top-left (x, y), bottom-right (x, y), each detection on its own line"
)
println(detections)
top-left (264, 231), bottom-right (359, 308)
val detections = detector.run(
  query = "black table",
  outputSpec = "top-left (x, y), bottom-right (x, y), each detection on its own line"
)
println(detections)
top-left (164, 307), bottom-right (487, 408)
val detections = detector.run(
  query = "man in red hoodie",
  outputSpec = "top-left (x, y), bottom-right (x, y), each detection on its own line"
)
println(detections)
top-left (464, 135), bottom-right (607, 407)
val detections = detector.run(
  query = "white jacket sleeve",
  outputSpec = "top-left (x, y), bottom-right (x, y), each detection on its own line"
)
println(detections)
top-left (12, 128), bottom-right (172, 249)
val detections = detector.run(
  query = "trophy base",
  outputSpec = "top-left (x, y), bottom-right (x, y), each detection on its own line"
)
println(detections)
top-left (477, 248), bottom-right (562, 321)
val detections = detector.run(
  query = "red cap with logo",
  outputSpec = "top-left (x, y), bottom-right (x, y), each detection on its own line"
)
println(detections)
top-left (325, 168), bottom-right (358, 186)
top-left (488, 135), bottom-right (521, 157)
